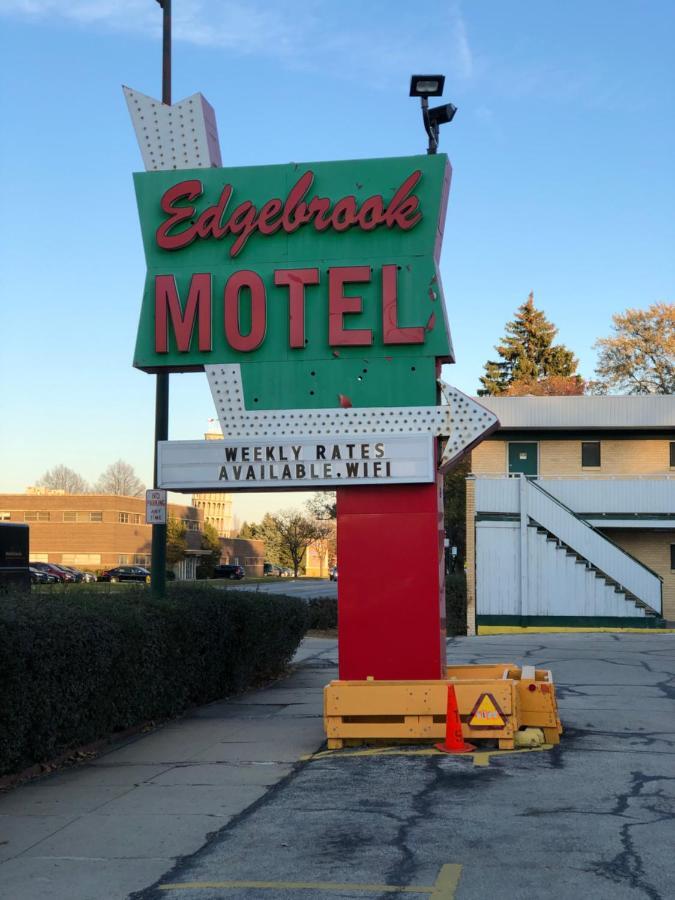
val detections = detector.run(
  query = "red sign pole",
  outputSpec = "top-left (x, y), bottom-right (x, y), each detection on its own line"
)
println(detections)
top-left (336, 466), bottom-right (446, 681)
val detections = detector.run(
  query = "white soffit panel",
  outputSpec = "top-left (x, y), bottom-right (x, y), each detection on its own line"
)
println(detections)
top-left (123, 85), bottom-right (222, 171)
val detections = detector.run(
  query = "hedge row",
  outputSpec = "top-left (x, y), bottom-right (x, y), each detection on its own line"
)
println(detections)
top-left (0, 585), bottom-right (308, 777)
top-left (307, 596), bottom-right (338, 630)
top-left (303, 573), bottom-right (467, 636)
top-left (446, 572), bottom-right (467, 635)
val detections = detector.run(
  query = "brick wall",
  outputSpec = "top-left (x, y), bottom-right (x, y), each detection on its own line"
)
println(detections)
top-left (603, 529), bottom-right (675, 622)
top-left (219, 537), bottom-right (265, 576)
top-left (540, 439), bottom-right (673, 476)
top-left (471, 441), bottom-right (507, 475)
top-left (471, 437), bottom-right (674, 477)
top-left (0, 494), bottom-right (203, 571)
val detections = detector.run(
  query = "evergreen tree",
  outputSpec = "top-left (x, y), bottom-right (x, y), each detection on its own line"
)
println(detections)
top-left (197, 522), bottom-right (222, 579)
top-left (479, 293), bottom-right (578, 395)
top-left (166, 517), bottom-right (188, 568)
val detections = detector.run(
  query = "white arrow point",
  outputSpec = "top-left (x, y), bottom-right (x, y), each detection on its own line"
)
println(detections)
top-left (123, 85), bottom-right (222, 172)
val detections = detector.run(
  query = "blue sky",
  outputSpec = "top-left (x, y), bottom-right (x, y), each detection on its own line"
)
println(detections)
top-left (0, 1), bottom-right (673, 522)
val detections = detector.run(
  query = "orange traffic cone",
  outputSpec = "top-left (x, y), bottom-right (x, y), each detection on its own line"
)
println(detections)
top-left (435, 684), bottom-right (476, 753)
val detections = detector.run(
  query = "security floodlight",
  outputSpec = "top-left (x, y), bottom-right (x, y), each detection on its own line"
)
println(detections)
top-left (428, 103), bottom-right (457, 128)
top-left (409, 74), bottom-right (456, 154)
top-left (409, 74), bottom-right (445, 97)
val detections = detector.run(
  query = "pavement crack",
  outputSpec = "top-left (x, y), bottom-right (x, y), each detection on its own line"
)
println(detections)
top-left (587, 770), bottom-right (674, 900)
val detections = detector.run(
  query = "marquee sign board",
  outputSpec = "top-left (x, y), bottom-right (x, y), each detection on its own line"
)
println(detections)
top-left (132, 154), bottom-right (453, 411)
top-left (127, 87), bottom-right (499, 490)
top-left (157, 434), bottom-right (434, 491)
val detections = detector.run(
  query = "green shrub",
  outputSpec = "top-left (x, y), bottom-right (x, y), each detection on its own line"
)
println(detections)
top-left (445, 572), bottom-right (467, 636)
top-left (307, 596), bottom-right (338, 630)
top-left (0, 585), bottom-right (307, 776)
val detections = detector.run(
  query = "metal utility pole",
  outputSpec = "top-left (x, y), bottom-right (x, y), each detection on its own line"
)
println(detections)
top-left (151, 0), bottom-right (171, 598)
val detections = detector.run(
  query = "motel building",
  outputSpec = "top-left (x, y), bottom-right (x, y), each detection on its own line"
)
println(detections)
top-left (465, 395), bottom-right (675, 633)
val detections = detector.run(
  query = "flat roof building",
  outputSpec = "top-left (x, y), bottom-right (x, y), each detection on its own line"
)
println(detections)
top-left (466, 395), bottom-right (675, 631)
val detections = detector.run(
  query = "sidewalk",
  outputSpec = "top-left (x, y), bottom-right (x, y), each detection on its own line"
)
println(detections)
top-left (0, 637), bottom-right (337, 900)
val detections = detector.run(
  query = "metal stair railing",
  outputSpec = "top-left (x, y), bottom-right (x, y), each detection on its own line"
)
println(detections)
top-left (522, 476), bottom-right (662, 615)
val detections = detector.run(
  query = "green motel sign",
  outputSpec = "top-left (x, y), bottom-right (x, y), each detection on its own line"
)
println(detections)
top-left (133, 154), bottom-right (453, 410)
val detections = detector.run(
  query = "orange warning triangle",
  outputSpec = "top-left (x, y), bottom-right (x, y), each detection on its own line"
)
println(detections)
top-left (468, 693), bottom-right (507, 729)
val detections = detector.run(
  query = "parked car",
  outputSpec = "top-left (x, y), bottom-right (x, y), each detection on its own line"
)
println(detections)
top-left (329, 566), bottom-right (338, 581)
top-left (29, 566), bottom-right (57, 584)
top-left (80, 571), bottom-right (97, 583)
top-left (99, 566), bottom-right (151, 583)
top-left (58, 565), bottom-right (85, 583)
top-left (280, 567), bottom-right (292, 577)
top-left (263, 563), bottom-right (282, 577)
top-left (30, 562), bottom-right (73, 583)
top-left (213, 563), bottom-right (245, 580)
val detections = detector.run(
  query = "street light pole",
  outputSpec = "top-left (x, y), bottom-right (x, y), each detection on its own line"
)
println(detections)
top-left (151, 0), bottom-right (171, 598)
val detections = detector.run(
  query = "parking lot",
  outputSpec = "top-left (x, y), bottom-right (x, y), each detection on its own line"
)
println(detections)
top-left (125, 632), bottom-right (675, 900)
top-left (234, 577), bottom-right (338, 600)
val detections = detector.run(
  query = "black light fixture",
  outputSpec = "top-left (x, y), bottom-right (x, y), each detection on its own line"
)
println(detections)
top-left (409, 74), bottom-right (457, 154)
top-left (409, 74), bottom-right (445, 97)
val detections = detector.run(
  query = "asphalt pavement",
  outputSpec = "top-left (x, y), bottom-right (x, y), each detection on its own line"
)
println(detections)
top-left (233, 578), bottom-right (337, 599)
top-left (1, 633), bottom-right (673, 900)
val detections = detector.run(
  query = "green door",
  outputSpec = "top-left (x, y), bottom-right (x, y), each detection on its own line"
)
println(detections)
top-left (508, 442), bottom-right (538, 476)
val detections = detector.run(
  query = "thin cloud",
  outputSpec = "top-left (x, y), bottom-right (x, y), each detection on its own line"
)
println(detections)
top-left (0, 0), bottom-right (476, 85)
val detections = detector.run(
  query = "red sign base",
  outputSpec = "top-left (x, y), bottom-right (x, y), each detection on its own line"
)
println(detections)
top-left (336, 479), bottom-right (446, 681)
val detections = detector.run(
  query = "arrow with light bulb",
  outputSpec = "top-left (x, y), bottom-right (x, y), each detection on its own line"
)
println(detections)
top-left (205, 364), bottom-right (498, 471)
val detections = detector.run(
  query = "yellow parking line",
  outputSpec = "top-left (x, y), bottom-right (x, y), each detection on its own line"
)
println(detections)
top-left (431, 865), bottom-right (463, 899)
top-left (306, 745), bottom-right (552, 766)
top-left (159, 864), bottom-right (462, 897)
top-left (159, 881), bottom-right (430, 893)
top-left (478, 626), bottom-right (675, 634)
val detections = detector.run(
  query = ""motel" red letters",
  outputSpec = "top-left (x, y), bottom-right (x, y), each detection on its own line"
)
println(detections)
top-left (154, 265), bottom-right (427, 354)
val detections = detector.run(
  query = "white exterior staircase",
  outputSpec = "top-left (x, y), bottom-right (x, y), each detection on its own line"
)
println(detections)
top-left (475, 475), bottom-right (663, 621)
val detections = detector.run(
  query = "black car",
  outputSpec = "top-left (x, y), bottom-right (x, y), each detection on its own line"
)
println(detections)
top-left (99, 566), bottom-right (151, 583)
top-left (29, 566), bottom-right (57, 584)
top-left (213, 564), bottom-right (245, 580)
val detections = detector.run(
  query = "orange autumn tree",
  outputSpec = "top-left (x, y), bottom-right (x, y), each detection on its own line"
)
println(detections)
top-left (590, 303), bottom-right (675, 395)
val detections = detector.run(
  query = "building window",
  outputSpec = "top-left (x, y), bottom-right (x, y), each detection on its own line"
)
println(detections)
top-left (63, 511), bottom-right (77, 522)
top-left (118, 555), bottom-right (130, 565)
top-left (581, 442), bottom-right (601, 468)
top-left (134, 554), bottom-right (151, 566)
top-left (670, 442), bottom-right (675, 467)
top-left (31, 553), bottom-right (49, 563)
top-left (89, 511), bottom-right (103, 522)
top-left (62, 553), bottom-right (101, 566)
top-left (25, 511), bottom-right (50, 522)
top-left (133, 513), bottom-right (142, 524)
top-left (0, 511), bottom-right (10, 521)
top-left (118, 512), bottom-right (130, 524)
top-left (671, 545), bottom-right (675, 570)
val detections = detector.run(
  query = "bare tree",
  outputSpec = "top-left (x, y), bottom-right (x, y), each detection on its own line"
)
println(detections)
top-left (590, 303), bottom-right (674, 395)
top-left (269, 509), bottom-right (331, 578)
top-left (305, 492), bottom-right (337, 520)
top-left (36, 464), bottom-right (89, 494)
top-left (95, 460), bottom-right (145, 497)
